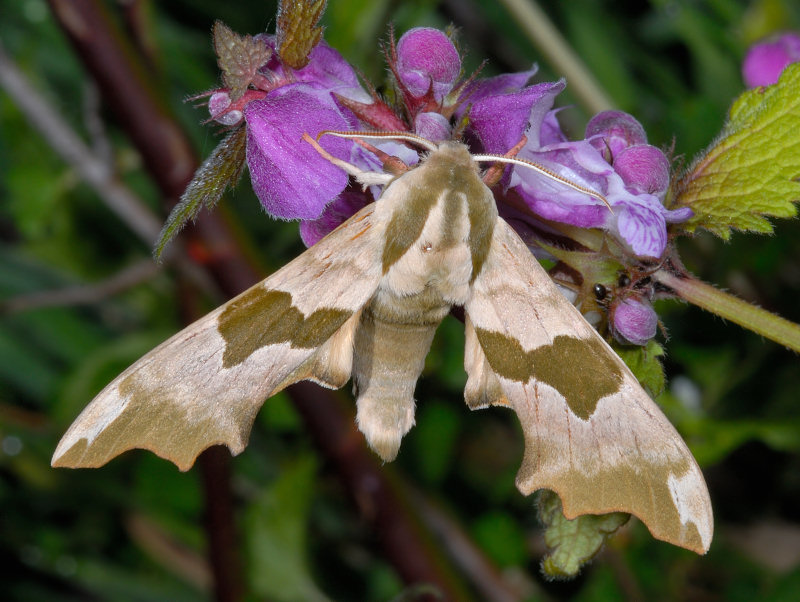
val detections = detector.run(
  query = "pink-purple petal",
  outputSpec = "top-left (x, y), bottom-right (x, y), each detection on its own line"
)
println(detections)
top-left (295, 41), bottom-right (362, 90)
top-left (414, 111), bottom-right (452, 142)
top-left (523, 193), bottom-right (609, 228)
top-left (515, 142), bottom-right (614, 195)
top-left (299, 190), bottom-right (372, 246)
top-left (244, 85), bottom-right (353, 220)
top-left (469, 80), bottom-right (565, 153)
top-left (539, 109), bottom-right (568, 146)
top-left (664, 206), bottom-right (694, 223)
top-left (613, 198), bottom-right (667, 258)
top-left (458, 67), bottom-right (538, 107)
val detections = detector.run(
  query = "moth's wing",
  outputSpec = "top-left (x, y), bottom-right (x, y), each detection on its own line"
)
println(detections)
top-left (463, 217), bottom-right (713, 554)
top-left (53, 205), bottom-right (382, 471)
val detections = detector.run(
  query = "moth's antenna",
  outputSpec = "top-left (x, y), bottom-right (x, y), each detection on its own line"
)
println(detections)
top-left (319, 130), bottom-right (438, 152)
top-left (473, 153), bottom-right (611, 209)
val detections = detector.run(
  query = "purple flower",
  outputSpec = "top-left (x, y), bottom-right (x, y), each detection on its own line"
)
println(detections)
top-left (245, 85), bottom-right (355, 220)
top-left (457, 68), bottom-right (538, 114)
top-left (610, 296), bottom-right (658, 346)
top-left (539, 109), bottom-right (568, 146)
top-left (231, 38), bottom-right (370, 220)
top-left (395, 28), bottom-right (461, 102)
top-left (742, 32), bottom-right (800, 87)
top-left (511, 141), bottom-right (614, 230)
top-left (509, 110), bottom-right (690, 258)
top-left (216, 26), bottom-right (688, 260)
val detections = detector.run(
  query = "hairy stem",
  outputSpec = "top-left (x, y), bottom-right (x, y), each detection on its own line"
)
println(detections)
top-left (654, 269), bottom-right (800, 353)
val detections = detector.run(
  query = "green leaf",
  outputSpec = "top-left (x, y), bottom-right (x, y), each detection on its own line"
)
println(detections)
top-left (244, 455), bottom-right (329, 602)
top-left (153, 126), bottom-right (246, 260)
top-left (213, 21), bottom-right (272, 101)
top-left (614, 339), bottom-right (665, 398)
top-left (276, 0), bottom-right (327, 69)
top-left (538, 490), bottom-right (630, 579)
top-left (672, 62), bottom-right (800, 238)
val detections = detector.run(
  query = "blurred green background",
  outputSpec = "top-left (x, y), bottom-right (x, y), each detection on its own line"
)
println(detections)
top-left (2, 1), bottom-right (800, 600)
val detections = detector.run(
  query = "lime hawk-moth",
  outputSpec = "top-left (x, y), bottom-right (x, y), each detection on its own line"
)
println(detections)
top-left (53, 135), bottom-right (713, 554)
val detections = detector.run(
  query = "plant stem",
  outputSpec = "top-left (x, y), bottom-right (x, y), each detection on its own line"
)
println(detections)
top-left (653, 269), bottom-right (800, 353)
top-left (496, 0), bottom-right (615, 113)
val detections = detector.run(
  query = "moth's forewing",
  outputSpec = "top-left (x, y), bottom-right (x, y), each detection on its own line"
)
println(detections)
top-left (464, 218), bottom-right (713, 554)
top-left (52, 205), bottom-right (383, 471)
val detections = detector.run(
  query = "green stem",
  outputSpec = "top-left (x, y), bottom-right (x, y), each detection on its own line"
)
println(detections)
top-left (653, 270), bottom-right (800, 353)
top-left (497, 0), bottom-right (615, 114)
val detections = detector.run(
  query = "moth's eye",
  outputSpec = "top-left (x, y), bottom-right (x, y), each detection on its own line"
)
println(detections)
top-left (593, 283), bottom-right (608, 300)
top-left (617, 273), bottom-right (631, 288)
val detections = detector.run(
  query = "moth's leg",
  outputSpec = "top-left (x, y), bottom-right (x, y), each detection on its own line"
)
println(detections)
top-left (301, 133), bottom-right (394, 187)
top-left (482, 135), bottom-right (528, 187)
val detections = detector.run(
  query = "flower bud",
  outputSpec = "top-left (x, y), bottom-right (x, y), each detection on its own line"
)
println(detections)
top-left (414, 111), bottom-right (451, 142)
top-left (610, 296), bottom-right (658, 346)
top-left (613, 144), bottom-right (670, 197)
top-left (585, 111), bottom-right (647, 160)
top-left (209, 91), bottom-right (242, 126)
top-left (396, 28), bottom-right (461, 101)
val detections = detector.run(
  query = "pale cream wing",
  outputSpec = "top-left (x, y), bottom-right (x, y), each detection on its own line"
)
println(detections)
top-left (53, 205), bottom-right (383, 471)
top-left (464, 217), bottom-right (713, 554)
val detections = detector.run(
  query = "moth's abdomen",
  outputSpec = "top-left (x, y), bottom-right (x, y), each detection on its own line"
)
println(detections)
top-left (352, 301), bottom-right (440, 461)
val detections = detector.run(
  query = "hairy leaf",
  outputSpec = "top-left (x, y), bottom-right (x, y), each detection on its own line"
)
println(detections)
top-left (276, 0), bottom-right (327, 69)
top-left (154, 126), bottom-right (247, 260)
top-left (538, 490), bottom-right (630, 579)
top-left (672, 62), bottom-right (800, 238)
top-left (213, 21), bottom-right (272, 101)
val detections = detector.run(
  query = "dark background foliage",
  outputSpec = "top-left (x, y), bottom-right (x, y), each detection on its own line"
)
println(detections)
top-left (1, 1), bottom-right (799, 600)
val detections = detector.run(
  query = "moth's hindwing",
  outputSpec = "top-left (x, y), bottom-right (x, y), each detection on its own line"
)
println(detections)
top-left (52, 204), bottom-right (383, 471)
top-left (464, 217), bottom-right (713, 554)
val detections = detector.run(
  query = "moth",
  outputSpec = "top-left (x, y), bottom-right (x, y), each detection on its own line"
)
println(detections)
top-left (52, 134), bottom-right (713, 554)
